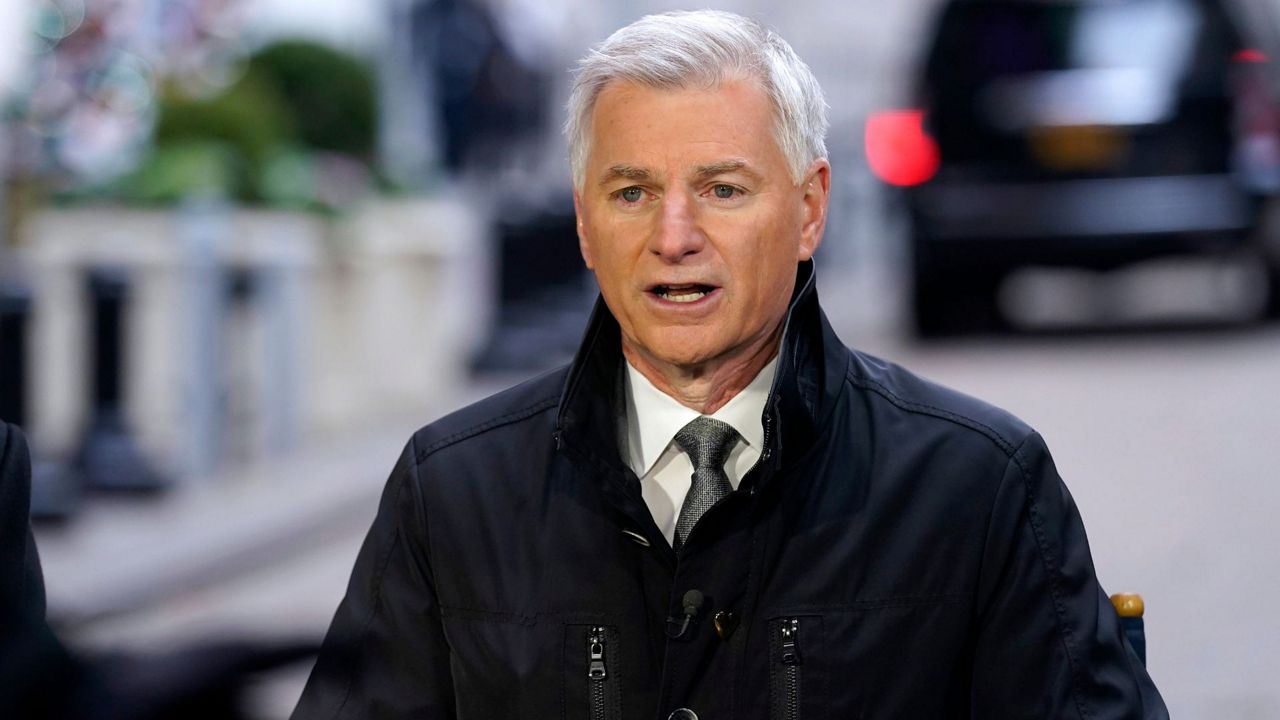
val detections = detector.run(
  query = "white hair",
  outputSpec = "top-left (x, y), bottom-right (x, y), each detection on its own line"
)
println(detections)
top-left (565, 10), bottom-right (829, 189)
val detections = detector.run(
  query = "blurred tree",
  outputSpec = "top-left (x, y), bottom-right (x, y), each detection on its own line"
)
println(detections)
top-left (154, 74), bottom-right (294, 179)
top-left (248, 40), bottom-right (377, 160)
top-left (119, 39), bottom-right (377, 210)
top-left (134, 73), bottom-right (293, 203)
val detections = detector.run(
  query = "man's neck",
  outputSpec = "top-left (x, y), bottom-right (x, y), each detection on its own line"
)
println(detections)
top-left (621, 327), bottom-right (783, 414)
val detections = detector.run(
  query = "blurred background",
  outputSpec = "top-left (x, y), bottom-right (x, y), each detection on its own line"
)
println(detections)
top-left (1, 0), bottom-right (1278, 717)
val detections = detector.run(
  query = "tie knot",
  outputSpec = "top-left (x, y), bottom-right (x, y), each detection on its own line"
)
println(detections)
top-left (674, 416), bottom-right (739, 472)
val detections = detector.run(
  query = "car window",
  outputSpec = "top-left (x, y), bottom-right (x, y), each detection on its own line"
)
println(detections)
top-left (923, 0), bottom-right (1244, 175)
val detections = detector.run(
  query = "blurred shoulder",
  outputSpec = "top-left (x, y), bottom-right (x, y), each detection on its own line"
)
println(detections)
top-left (0, 421), bottom-right (31, 478)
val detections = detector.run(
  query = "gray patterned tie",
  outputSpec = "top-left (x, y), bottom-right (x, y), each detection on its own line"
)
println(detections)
top-left (672, 417), bottom-right (739, 550)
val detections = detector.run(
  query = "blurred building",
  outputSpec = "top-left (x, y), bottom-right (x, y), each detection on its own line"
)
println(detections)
top-left (1, 0), bottom-right (494, 491)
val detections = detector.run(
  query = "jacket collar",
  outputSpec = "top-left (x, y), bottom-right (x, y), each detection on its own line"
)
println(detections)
top-left (555, 260), bottom-right (848, 487)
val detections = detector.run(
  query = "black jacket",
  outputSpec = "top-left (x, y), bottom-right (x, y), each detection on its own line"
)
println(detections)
top-left (1, 421), bottom-right (44, 631)
top-left (294, 263), bottom-right (1167, 719)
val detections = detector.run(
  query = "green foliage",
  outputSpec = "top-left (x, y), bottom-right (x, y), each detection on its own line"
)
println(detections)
top-left (116, 39), bottom-right (377, 209)
top-left (248, 40), bottom-right (378, 158)
top-left (115, 141), bottom-right (243, 205)
top-left (145, 73), bottom-right (294, 202)
top-left (154, 73), bottom-right (295, 174)
top-left (258, 146), bottom-right (323, 211)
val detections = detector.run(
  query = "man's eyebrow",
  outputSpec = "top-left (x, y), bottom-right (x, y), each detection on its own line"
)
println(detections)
top-left (598, 165), bottom-right (653, 186)
top-left (692, 160), bottom-right (758, 182)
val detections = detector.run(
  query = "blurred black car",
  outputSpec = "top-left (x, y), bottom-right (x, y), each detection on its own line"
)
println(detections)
top-left (868, 0), bottom-right (1280, 335)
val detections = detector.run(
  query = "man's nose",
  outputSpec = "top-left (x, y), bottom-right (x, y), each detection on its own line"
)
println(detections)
top-left (648, 192), bottom-right (705, 262)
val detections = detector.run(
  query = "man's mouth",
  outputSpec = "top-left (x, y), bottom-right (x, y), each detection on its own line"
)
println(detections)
top-left (650, 283), bottom-right (717, 304)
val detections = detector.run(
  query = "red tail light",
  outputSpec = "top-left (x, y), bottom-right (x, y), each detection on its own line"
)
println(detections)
top-left (865, 110), bottom-right (941, 187)
top-left (1233, 48), bottom-right (1268, 64)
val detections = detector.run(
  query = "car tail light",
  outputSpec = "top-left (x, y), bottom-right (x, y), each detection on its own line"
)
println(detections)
top-left (1232, 48), bottom-right (1280, 191)
top-left (1233, 48), bottom-right (1269, 64)
top-left (865, 109), bottom-right (940, 187)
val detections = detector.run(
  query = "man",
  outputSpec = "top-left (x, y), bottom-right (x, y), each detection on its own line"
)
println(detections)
top-left (294, 11), bottom-right (1167, 719)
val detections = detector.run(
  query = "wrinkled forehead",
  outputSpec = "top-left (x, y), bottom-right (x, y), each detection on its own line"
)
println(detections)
top-left (581, 77), bottom-right (795, 191)
top-left (586, 73), bottom-right (781, 141)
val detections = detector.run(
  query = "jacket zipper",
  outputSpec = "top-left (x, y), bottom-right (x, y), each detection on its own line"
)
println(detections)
top-left (760, 412), bottom-right (774, 466)
top-left (748, 264), bottom-right (816, 485)
top-left (776, 617), bottom-right (803, 720)
top-left (745, 411), bottom-right (774, 495)
top-left (588, 626), bottom-right (609, 720)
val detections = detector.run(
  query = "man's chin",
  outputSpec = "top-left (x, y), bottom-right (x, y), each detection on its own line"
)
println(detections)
top-left (656, 351), bottom-right (719, 372)
top-left (624, 335), bottom-right (725, 374)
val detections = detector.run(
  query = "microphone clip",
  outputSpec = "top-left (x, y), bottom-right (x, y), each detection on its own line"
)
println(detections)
top-left (665, 589), bottom-right (705, 639)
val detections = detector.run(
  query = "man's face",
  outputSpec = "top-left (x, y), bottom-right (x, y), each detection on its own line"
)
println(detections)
top-left (574, 79), bottom-right (829, 372)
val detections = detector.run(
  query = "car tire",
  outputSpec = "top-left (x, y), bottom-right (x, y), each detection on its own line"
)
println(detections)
top-left (911, 253), bottom-right (1008, 337)
top-left (911, 263), bottom-right (952, 337)
top-left (1256, 197), bottom-right (1280, 320)
top-left (1263, 258), bottom-right (1280, 320)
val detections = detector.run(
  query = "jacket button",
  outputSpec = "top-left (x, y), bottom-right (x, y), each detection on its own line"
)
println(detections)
top-left (714, 610), bottom-right (739, 640)
top-left (668, 710), bottom-right (698, 720)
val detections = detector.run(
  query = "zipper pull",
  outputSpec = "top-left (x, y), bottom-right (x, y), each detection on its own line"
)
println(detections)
top-left (588, 627), bottom-right (608, 680)
top-left (761, 415), bottom-right (774, 462)
top-left (780, 618), bottom-right (802, 666)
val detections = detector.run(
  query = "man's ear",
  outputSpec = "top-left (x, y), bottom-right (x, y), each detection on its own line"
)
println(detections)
top-left (573, 191), bottom-right (594, 269)
top-left (797, 159), bottom-right (831, 261)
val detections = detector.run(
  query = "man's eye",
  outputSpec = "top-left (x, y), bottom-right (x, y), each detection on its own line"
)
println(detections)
top-left (713, 184), bottom-right (737, 199)
top-left (619, 187), bottom-right (644, 203)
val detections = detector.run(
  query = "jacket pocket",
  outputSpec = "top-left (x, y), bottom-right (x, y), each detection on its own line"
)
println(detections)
top-left (564, 624), bottom-right (622, 720)
top-left (769, 615), bottom-right (825, 720)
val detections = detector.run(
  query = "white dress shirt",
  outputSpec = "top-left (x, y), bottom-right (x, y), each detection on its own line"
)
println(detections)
top-left (622, 356), bottom-right (778, 547)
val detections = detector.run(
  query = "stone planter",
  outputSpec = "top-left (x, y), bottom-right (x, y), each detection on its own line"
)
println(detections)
top-left (17, 194), bottom-right (487, 479)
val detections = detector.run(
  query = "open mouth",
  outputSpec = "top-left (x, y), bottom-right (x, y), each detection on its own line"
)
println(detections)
top-left (650, 283), bottom-right (717, 304)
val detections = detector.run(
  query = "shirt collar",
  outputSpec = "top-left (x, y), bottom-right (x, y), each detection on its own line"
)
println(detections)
top-left (623, 355), bottom-right (778, 478)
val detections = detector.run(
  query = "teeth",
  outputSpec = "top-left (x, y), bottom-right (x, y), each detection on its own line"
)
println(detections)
top-left (660, 290), bottom-right (707, 303)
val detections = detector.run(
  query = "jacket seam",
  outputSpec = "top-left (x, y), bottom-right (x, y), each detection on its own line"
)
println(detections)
top-left (413, 395), bottom-right (560, 465)
top-left (409, 432), bottom-right (438, 594)
top-left (1008, 435), bottom-right (1092, 720)
top-left (730, 505), bottom-right (768, 719)
top-left (765, 593), bottom-right (966, 615)
top-left (408, 432), bottom-right (454, 710)
top-left (333, 480), bottom-right (408, 718)
top-left (439, 606), bottom-right (538, 625)
top-left (846, 370), bottom-right (1019, 457)
top-left (436, 606), bottom-right (630, 623)
top-left (973, 451), bottom-right (1009, 633)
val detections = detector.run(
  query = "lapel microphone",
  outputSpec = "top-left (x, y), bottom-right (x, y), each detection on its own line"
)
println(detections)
top-left (665, 589), bottom-right (705, 639)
